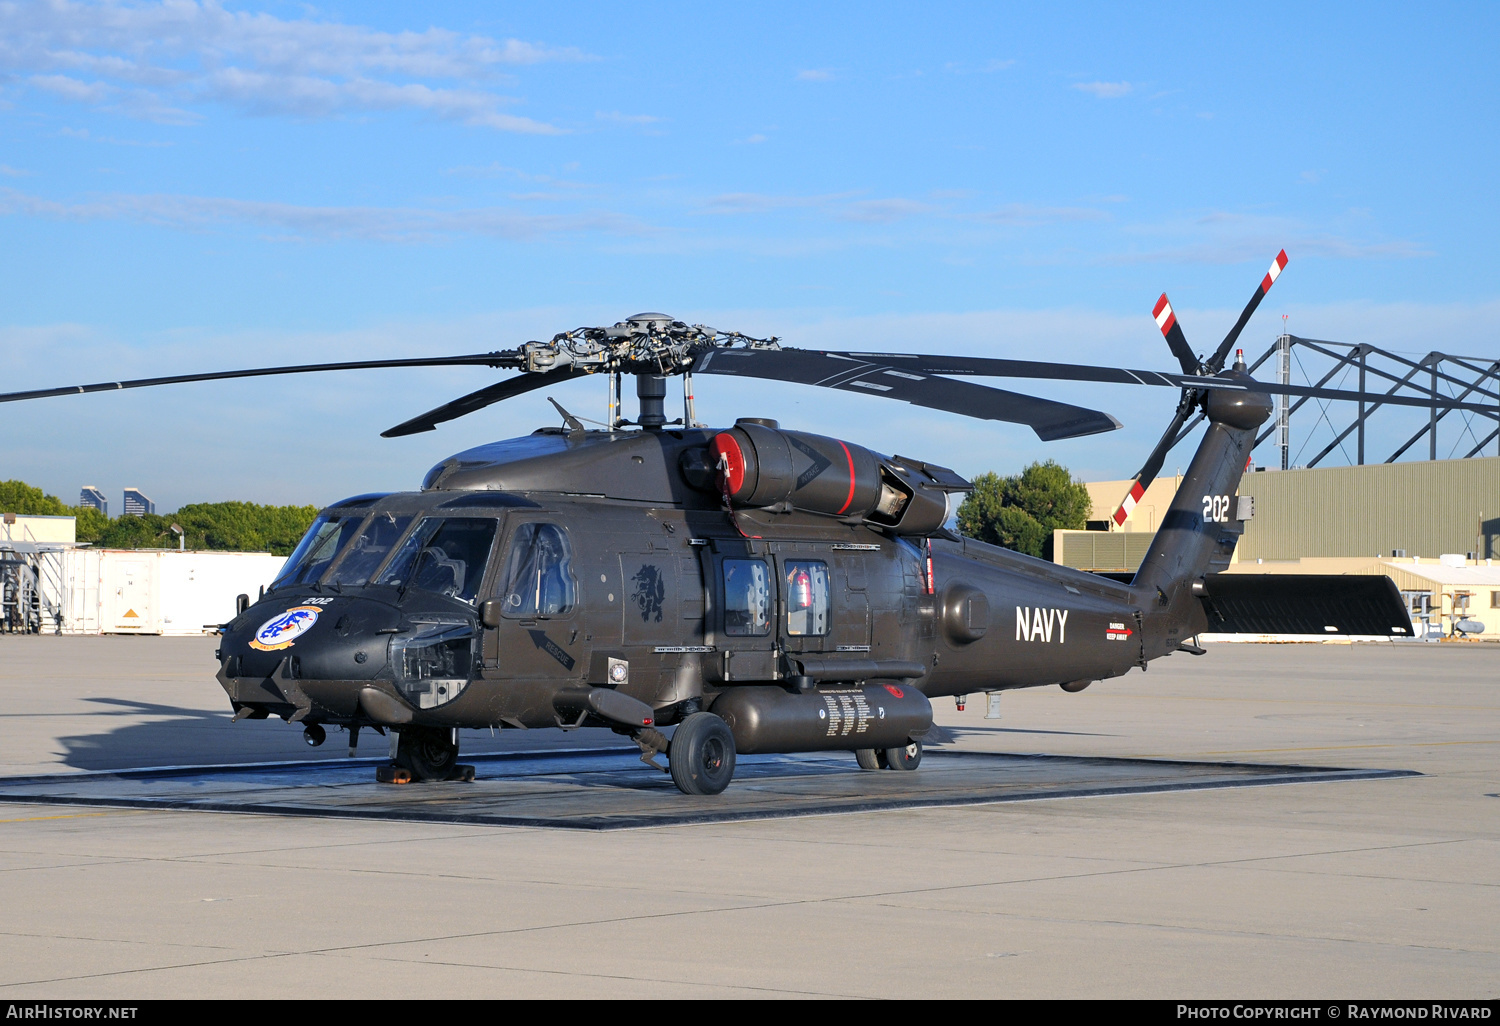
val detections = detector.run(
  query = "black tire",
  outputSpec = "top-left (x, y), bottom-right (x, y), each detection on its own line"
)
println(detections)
top-left (883, 737), bottom-right (922, 771)
top-left (668, 712), bottom-right (737, 795)
top-left (395, 726), bottom-right (459, 781)
top-left (854, 748), bottom-right (883, 771)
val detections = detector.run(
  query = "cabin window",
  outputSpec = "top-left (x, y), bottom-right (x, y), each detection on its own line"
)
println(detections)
top-left (272, 515), bottom-right (364, 588)
top-left (376, 517), bottom-right (499, 603)
top-left (723, 559), bottom-right (771, 637)
top-left (783, 560), bottom-right (829, 636)
top-left (326, 513), bottom-right (415, 586)
top-left (496, 522), bottom-right (577, 617)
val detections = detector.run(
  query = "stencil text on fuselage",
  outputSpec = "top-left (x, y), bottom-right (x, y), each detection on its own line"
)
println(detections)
top-left (1016, 606), bottom-right (1069, 644)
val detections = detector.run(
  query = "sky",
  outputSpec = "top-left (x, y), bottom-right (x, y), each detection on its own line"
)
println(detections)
top-left (2, 1), bottom-right (1498, 512)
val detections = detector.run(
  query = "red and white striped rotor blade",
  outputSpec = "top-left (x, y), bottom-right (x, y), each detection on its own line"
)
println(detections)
top-left (1111, 477), bottom-right (1147, 527)
top-left (1154, 293), bottom-right (1198, 374)
top-left (1208, 249), bottom-right (1288, 371)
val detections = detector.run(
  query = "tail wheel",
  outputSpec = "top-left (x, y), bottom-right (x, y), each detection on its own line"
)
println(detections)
top-left (883, 738), bottom-right (922, 771)
top-left (854, 748), bottom-right (884, 770)
top-left (668, 712), bottom-right (737, 795)
top-left (395, 727), bottom-right (459, 781)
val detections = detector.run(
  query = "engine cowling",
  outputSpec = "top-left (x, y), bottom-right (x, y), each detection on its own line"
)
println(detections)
top-left (689, 419), bottom-right (966, 536)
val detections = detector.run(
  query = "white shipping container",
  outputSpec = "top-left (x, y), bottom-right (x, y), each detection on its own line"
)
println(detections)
top-left (39, 550), bottom-right (287, 635)
top-left (157, 551), bottom-right (287, 635)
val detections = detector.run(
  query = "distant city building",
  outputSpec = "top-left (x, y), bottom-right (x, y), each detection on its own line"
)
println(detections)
top-left (122, 488), bottom-right (155, 517)
top-left (79, 486), bottom-right (107, 517)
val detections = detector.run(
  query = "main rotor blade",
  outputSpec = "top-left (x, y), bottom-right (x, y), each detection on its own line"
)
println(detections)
top-left (694, 348), bottom-right (1121, 441)
top-left (1207, 249), bottom-right (1288, 372)
top-left (0, 353), bottom-right (522, 405)
top-left (811, 351), bottom-right (1500, 414)
top-left (1153, 294), bottom-right (1199, 374)
top-left (381, 367), bottom-right (587, 438)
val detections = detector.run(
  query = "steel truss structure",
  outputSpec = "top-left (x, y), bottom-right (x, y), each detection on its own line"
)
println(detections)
top-left (1158, 336), bottom-right (1500, 470)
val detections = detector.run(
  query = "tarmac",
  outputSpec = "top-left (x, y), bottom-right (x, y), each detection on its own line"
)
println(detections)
top-left (0, 634), bottom-right (1494, 998)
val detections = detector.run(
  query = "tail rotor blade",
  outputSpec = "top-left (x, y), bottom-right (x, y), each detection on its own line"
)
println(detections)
top-left (1207, 249), bottom-right (1288, 372)
top-left (1154, 294), bottom-right (1198, 374)
top-left (1110, 403), bottom-right (1195, 527)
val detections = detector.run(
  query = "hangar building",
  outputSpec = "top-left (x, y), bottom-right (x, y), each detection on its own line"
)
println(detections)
top-left (1055, 456), bottom-right (1500, 638)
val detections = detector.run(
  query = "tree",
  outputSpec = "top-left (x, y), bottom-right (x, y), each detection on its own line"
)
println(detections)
top-left (0, 480), bottom-right (71, 516)
top-left (0, 481), bottom-right (318, 554)
top-left (956, 460), bottom-right (1091, 559)
top-left (72, 506), bottom-right (109, 543)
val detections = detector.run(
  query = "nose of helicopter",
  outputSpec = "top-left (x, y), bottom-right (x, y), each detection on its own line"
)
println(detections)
top-left (219, 591), bottom-right (403, 683)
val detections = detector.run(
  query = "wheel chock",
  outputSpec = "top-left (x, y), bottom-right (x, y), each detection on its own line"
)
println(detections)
top-left (450, 764), bottom-right (476, 782)
top-left (375, 765), bottom-right (412, 784)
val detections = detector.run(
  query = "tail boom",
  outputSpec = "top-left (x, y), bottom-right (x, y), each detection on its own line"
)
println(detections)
top-left (1129, 368), bottom-right (1274, 658)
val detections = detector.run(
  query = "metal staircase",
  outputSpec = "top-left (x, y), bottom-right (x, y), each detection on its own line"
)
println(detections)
top-left (0, 520), bottom-right (69, 633)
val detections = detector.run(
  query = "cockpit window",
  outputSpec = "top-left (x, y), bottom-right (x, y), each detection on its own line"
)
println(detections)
top-left (326, 513), bottom-right (414, 587)
top-left (272, 515), bottom-right (364, 588)
top-left (375, 517), bottom-right (498, 603)
top-left (497, 523), bottom-right (577, 617)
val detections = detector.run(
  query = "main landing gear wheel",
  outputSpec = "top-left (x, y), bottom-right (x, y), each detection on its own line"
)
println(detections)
top-left (854, 748), bottom-right (883, 770)
top-left (394, 726), bottom-right (459, 781)
top-left (883, 738), bottom-right (922, 771)
top-left (668, 712), bottom-right (737, 796)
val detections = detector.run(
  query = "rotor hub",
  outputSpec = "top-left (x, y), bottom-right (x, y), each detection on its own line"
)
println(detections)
top-left (623, 312), bottom-right (677, 331)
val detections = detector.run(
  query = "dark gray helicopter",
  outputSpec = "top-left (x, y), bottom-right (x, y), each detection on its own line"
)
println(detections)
top-left (5, 251), bottom-right (1447, 794)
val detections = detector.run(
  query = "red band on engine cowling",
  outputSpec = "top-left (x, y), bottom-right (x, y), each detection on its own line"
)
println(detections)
top-left (836, 440), bottom-right (857, 514)
top-left (710, 432), bottom-right (747, 497)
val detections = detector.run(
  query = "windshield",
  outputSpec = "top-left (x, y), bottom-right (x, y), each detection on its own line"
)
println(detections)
top-left (375, 517), bottom-right (498, 603)
top-left (272, 515), bottom-right (365, 588)
top-left (326, 513), bottom-right (414, 587)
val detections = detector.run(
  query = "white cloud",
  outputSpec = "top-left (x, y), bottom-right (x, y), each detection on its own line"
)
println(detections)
top-left (1111, 210), bottom-right (1430, 264)
top-left (971, 203), bottom-right (1111, 226)
top-left (0, 186), bottom-right (653, 242)
top-left (55, 126), bottom-right (174, 146)
top-left (944, 58), bottom-right (1016, 75)
top-left (699, 191), bottom-right (855, 215)
top-left (29, 73), bottom-right (113, 102)
top-left (837, 198), bottom-right (932, 224)
top-left (596, 110), bottom-right (662, 125)
top-left (0, 164), bottom-right (30, 177)
top-left (796, 69), bottom-right (835, 81)
top-left (1072, 81), bottom-right (1132, 99)
top-left (0, 0), bottom-right (585, 132)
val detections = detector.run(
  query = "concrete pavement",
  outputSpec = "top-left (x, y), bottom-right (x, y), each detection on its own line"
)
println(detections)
top-left (0, 636), bottom-right (1493, 998)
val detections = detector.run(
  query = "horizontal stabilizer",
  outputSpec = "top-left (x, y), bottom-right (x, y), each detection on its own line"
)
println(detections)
top-left (1199, 574), bottom-right (1413, 637)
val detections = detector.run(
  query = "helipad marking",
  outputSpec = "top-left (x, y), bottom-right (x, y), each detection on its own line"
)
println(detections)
top-left (0, 749), bottom-right (1418, 832)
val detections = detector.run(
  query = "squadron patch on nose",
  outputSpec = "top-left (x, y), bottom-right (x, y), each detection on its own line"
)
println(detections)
top-left (250, 606), bottom-right (322, 651)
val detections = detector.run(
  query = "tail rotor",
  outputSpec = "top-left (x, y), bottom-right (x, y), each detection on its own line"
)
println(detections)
top-left (1109, 251), bottom-right (1289, 527)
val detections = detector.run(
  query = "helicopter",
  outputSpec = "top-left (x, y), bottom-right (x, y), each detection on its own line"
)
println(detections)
top-left (3, 250), bottom-right (1453, 795)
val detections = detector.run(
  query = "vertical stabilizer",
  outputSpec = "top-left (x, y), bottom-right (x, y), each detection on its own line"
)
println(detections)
top-left (1130, 357), bottom-right (1273, 657)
